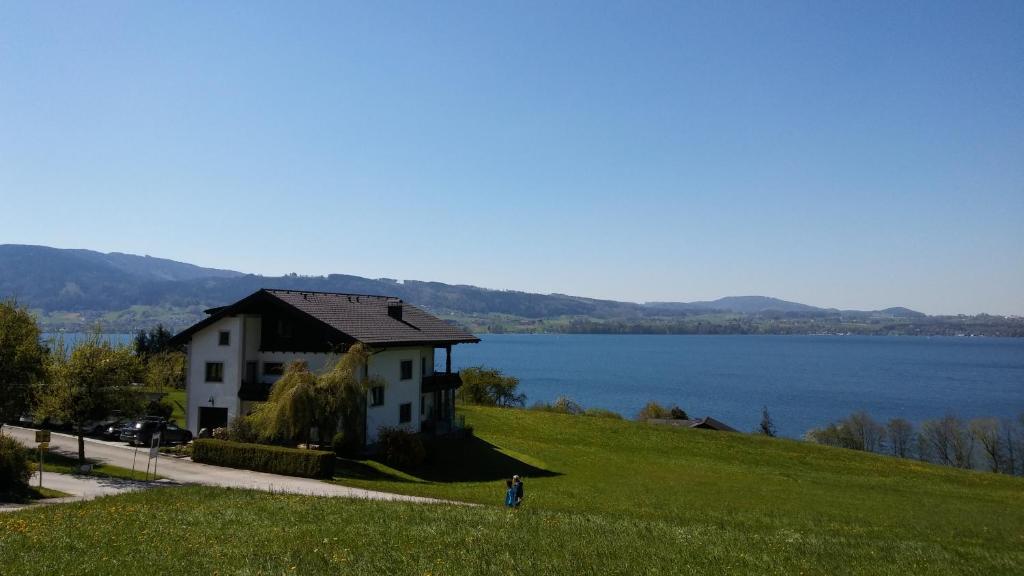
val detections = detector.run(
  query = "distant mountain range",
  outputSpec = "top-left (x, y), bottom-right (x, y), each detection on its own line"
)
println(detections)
top-left (0, 244), bottom-right (1018, 336)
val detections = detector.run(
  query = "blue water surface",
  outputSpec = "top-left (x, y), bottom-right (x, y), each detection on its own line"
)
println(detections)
top-left (46, 332), bottom-right (1023, 438)
top-left (450, 334), bottom-right (1024, 437)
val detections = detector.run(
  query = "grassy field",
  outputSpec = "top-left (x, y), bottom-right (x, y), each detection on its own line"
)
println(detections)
top-left (163, 389), bottom-right (187, 423)
top-left (2, 406), bottom-right (1022, 574)
top-left (0, 486), bottom-right (783, 576)
top-left (330, 405), bottom-right (1024, 574)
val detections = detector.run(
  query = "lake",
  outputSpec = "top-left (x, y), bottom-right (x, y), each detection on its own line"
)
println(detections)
top-left (48, 332), bottom-right (1024, 438)
top-left (452, 334), bottom-right (1024, 437)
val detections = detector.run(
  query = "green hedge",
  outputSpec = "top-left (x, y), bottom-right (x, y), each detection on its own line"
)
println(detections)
top-left (192, 439), bottom-right (335, 479)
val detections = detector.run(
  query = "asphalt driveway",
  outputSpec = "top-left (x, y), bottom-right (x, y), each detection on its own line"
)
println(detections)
top-left (3, 426), bottom-right (441, 503)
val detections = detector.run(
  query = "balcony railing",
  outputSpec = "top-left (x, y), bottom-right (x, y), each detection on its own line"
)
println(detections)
top-left (421, 371), bottom-right (463, 393)
top-left (238, 381), bottom-right (273, 401)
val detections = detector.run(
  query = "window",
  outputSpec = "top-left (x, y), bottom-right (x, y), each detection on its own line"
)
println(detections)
top-left (420, 395), bottom-right (425, 415)
top-left (399, 402), bottom-right (412, 424)
top-left (421, 357), bottom-right (427, 377)
top-left (370, 386), bottom-right (384, 406)
top-left (218, 331), bottom-right (230, 346)
top-left (205, 362), bottom-right (224, 383)
top-left (276, 319), bottom-right (293, 339)
top-left (400, 360), bottom-right (413, 380)
top-left (263, 362), bottom-right (284, 376)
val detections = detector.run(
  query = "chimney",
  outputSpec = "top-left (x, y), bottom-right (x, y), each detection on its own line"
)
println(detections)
top-left (387, 302), bottom-right (403, 321)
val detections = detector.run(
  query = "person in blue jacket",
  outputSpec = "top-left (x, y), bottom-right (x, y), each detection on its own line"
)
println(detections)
top-left (504, 479), bottom-right (516, 508)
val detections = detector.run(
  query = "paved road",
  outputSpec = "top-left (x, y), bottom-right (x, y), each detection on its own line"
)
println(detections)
top-left (3, 426), bottom-right (444, 503)
top-left (0, 471), bottom-right (162, 513)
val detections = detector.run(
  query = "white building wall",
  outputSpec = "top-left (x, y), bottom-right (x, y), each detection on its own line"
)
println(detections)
top-left (186, 316), bottom-right (243, 432)
top-left (365, 346), bottom-right (434, 443)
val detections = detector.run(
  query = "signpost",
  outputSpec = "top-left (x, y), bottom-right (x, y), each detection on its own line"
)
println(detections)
top-left (35, 431), bottom-right (50, 489)
top-left (145, 433), bottom-right (161, 481)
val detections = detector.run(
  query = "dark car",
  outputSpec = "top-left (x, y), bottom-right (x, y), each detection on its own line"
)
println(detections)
top-left (121, 418), bottom-right (193, 446)
top-left (94, 418), bottom-right (132, 440)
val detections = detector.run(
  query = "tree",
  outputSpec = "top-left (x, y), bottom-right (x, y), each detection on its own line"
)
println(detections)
top-left (887, 418), bottom-right (914, 458)
top-left (36, 334), bottom-right (142, 464)
top-left (759, 406), bottom-right (777, 437)
top-left (133, 324), bottom-right (177, 357)
top-left (969, 418), bottom-right (1003, 473)
top-left (143, 350), bottom-right (186, 390)
top-left (637, 401), bottom-right (672, 420)
top-left (317, 343), bottom-right (378, 452)
top-left (919, 414), bottom-right (974, 469)
top-left (0, 300), bottom-right (47, 433)
top-left (249, 361), bottom-right (320, 446)
top-left (251, 344), bottom-right (381, 449)
top-left (669, 406), bottom-right (689, 420)
top-left (844, 411), bottom-right (887, 453)
top-left (1003, 417), bottom-right (1019, 476)
top-left (457, 367), bottom-right (525, 407)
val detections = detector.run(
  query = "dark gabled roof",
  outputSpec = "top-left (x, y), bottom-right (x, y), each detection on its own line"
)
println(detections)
top-left (170, 288), bottom-right (479, 348)
top-left (685, 417), bottom-right (738, 432)
top-left (645, 416), bottom-right (738, 432)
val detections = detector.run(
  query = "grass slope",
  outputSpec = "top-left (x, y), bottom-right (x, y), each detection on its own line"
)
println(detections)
top-left (331, 406), bottom-right (1024, 574)
top-left (2, 407), bottom-right (1022, 575)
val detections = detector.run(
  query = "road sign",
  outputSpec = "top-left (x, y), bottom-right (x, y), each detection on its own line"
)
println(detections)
top-left (39, 442), bottom-right (49, 450)
top-left (35, 430), bottom-right (50, 443)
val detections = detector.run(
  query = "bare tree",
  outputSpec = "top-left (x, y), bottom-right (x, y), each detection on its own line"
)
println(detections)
top-left (920, 414), bottom-right (973, 469)
top-left (969, 418), bottom-right (1002, 472)
top-left (759, 406), bottom-right (777, 437)
top-left (807, 411), bottom-right (887, 453)
top-left (887, 418), bottom-right (914, 458)
top-left (1005, 415), bottom-right (1022, 476)
top-left (846, 411), bottom-right (887, 453)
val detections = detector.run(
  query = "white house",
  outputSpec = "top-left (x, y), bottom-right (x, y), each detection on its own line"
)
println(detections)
top-left (168, 288), bottom-right (479, 444)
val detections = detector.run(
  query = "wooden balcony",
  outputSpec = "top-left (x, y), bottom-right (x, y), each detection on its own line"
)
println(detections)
top-left (421, 372), bottom-right (463, 393)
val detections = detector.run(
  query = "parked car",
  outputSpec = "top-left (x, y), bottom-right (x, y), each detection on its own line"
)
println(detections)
top-left (94, 418), bottom-right (132, 440)
top-left (121, 418), bottom-right (193, 446)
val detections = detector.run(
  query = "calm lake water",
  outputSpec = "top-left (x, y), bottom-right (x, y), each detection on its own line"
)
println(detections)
top-left (452, 334), bottom-right (1024, 437)
top-left (50, 332), bottom-right (1024, 438)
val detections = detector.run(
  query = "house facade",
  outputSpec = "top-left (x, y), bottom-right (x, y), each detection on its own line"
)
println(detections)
top-left (169, 289), bottom-right (479, 444)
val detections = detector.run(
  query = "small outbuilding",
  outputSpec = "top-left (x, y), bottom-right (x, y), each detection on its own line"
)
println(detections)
top-left (647, 416), bottom-right (738, 432)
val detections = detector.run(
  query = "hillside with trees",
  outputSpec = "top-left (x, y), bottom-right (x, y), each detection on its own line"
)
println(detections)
top-left (2, 244), bottom-right (1022, 336)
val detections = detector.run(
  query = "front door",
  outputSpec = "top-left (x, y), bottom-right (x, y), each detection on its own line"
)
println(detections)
top-left (198, 406), bottom-right (229, 431)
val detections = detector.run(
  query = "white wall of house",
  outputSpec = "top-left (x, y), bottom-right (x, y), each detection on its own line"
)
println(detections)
top-left (365, 346), bottom-right (434, 443)
top-left (185, 316), bottom-right (243, 433)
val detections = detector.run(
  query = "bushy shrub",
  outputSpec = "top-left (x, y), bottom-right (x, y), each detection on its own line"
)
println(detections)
top-left (637, 401), bottom-right (673, 420)
top-left (584, 408), bottom-right (623, 419)
top-left (145, 400), bottom-right (174, 420)
top-left (226, 416), bottom-right (259, 444)
top-left (332, 430), bottom-right (362, 459)
top-left (457, 367), bottom-right (526, 407)
top-left (0, 435), bottom-right (32, 502)
top-left (531, 396), bottom-right (584, 415)
top-left (670, 406), bottom-right (689, 420)
top-left (376, 427), bottom-right (425, 469)
top-left (192, 439), bottom-right (335, 478)
top-left (211, 427), bottom-right (231, 440)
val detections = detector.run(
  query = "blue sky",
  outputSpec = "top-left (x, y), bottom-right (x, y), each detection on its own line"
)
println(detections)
top-left (1, 2), bottom-right (1021, 315)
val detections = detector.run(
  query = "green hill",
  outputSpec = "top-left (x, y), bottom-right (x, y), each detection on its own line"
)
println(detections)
top-left (8, 244), bottom-right (1021, 336)
top-left (2, 406), bottom-right (1022, 574)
